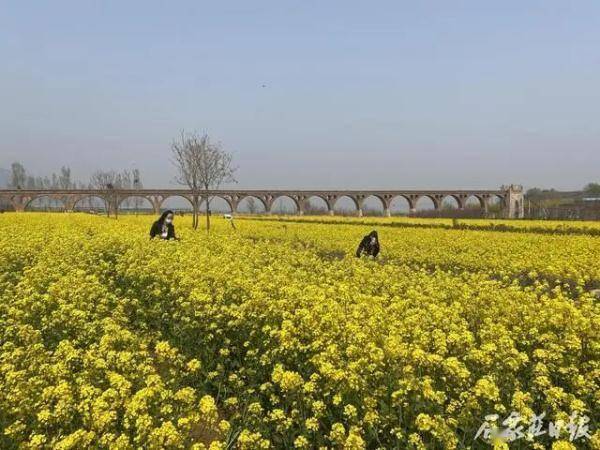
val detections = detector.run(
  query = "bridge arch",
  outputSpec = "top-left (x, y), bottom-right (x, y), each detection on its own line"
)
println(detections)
top-left (333, 195), bottom-right (360, 215)
top-left (488, 194), bottom-right (506, 208)
top-left (270, 195), bottom-right (300, 214)
top-left (159, 195), bottom-right (194, 213)
top-left (414, 195), bottom-right (438, 212)
top-left (465, 195), bottom-right (486, 209)
top-left (201, 196), bottom-right (233, 213)
top-left (441, 195), bottom-right (462, 210)
top-left (23, 194), bottom-right (67, 211)
top-left (0, 194), bottom-right (14, 211)
top-left (305, 195), bottom-right (330, 214)
top-left (25, 195), bottom-right (66, 212)
top-left (361, 195), bottom-right (386, 216)
top-left (72, 195), bottom-right (108, 212)
top-left (237, 195), bottom-right (268, 214)
top-left (389, 195), bottom-right (412, 215)
top-left (117, 195), bottom-right (154, 213)
top-left (486, 194), bottom-right (507, 217)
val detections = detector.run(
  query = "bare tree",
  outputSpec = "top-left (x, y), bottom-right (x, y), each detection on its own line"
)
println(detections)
top-left (10, 162), bottom-right (27, 189)
top-left (118, 170), bottom-right (133, 211)
top-left (58, 166), bottom-right (73, 189)
top-left (56, 166), bottom-right (74, 209)
top-left (171, 131), bottom-right (237, 230)
top-left (88, 169), bottom-right (144, 216)
top-left (132, 168), bottom-right (143, 214)
top-left (90, 170), bottom-right (122, 217)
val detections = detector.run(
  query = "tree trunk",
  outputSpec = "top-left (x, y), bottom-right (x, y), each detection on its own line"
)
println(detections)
top-left (206, 197), bottom-right (211, 232)
top-left (192, 195), bottom-right (199, 230)
top-left (108, 193), bottom-right (119, 219)
top-left (189, 194), bottom-right (195, 229)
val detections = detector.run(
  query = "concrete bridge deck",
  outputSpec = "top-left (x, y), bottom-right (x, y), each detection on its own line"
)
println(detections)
top-left (0, 186), bottom-right (525, 218)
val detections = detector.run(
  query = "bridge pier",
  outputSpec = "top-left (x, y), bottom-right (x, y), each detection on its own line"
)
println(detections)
top-left (11, 195), bottom-right (29, 212)
top-left (65, 197), bottom-right (78, 212)
top-left (148, 195), bottom-right (163, 215)
top-left (482, 199), bottom-right (489, 217)
top-left (505, 184), bottom-right (525, 219)
top-left (229, 197), bottom-right (239, 214)
top-left (431, 195), bottom-right (443, 211)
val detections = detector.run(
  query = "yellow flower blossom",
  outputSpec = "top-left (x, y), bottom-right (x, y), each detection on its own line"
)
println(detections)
top-left (0, 214), bottom-right (598, 449)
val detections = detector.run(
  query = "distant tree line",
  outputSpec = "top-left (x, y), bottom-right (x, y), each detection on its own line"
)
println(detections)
top-left (583, 182), bottom-right (600, 196)
top-left (524, 182), bottom-right (600, 220)
top-left (8, 162), bottom-right (77, 190)
top-left (2, 162), bottom-right (143, 212)
top-left (525, 182), bottom-right (600, 200)
top-left (3, 129), bottom-right (237, 227)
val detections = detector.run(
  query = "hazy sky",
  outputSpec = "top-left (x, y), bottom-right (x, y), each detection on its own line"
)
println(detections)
top-left (1, 1), bottom-right (598, 190)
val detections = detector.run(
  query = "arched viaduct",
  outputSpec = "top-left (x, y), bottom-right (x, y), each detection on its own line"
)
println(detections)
top-left (0, 185), bottom-right (525, 218)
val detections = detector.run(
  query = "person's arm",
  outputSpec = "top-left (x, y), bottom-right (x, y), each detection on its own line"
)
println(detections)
top-left (356, 238), bottom-right (365, 257)
top-left (150, 222), bottom-right (158, 239)
top-left (169, 225), bottom-right (179, 240)
top-left (373, 243), bottom-right (380, 257)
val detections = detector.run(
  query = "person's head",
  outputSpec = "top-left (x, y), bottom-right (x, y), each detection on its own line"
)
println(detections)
top-left (159, 210), bottom-right (175, 224)
top-left (368, 230), bottom-right (378, 242)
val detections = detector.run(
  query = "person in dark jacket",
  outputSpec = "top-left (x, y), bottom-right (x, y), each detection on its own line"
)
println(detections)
top-left (150, 210), bottom-right (178, 240)
top-left (356, 230), bottom-right (380, 258)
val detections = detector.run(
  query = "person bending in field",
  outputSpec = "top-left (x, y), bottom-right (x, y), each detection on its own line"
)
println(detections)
top-left (356, 230), bottom-right (380, 258)
top-left (150, 210), bottom-right (178, 240)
